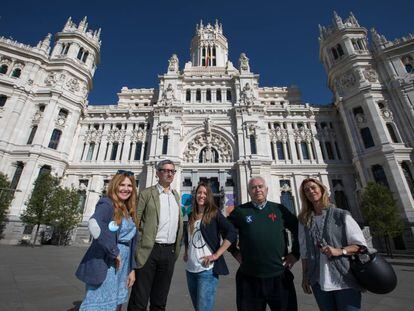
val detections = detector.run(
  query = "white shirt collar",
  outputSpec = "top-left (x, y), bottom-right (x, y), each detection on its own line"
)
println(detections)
top-left (156, 183), bottom-right (173, 194)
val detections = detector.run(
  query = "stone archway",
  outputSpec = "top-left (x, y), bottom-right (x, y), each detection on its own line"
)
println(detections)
top-left (183, 132), bottom-right (232, 163)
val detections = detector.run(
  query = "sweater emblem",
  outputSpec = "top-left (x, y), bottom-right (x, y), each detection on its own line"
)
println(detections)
top-left (245, 215), bottom-right (253, 223)
top-left (268, 213), bottom-right (277, 222)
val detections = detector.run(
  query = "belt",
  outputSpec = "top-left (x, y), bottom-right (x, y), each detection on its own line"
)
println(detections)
top-left (118, 241), bottom-right (131, 246)
top-left (155, 242), bottom-right (175, 247)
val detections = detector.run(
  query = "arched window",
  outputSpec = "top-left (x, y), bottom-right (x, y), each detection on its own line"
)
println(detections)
top-left (162, 135), bottom-right (168, 155)
top-left (372, 164), bottom-right (389, 188)
top-left (199, 147), bottom-right (219, 163)
top-left (86, 143), bottom-right (95, 161)
top-left (27, 126), bottom-right (38, 144)
top-left (11, 161), bottom-right (24, 190)
top-left (270, 142), bottom-right (276, 160)
top-left (226, 89), bottom-right (232, 101)
top-left (82, 51), bottom-right (89, 63)
top-left (110, 142), bottom-right (119, 160)
top-left (0, 95), bottom-right (7, 107)
top-left (337, 44), bottom-right (344, 57)
top-left (277, 142), bottom-right (285, 160)
top-left (38, 165), bottom-right (52, 178)
top-left (401, 162), bottom-right (414, 198)
top-left (280, 180), bottom-right (295, 214)
top-left (11, 68), bottom-right (21, 78)
top-left (134, 141), bottom-right (143, 160)
top-left (206, 89), bottom-right (211, 102)
top-left (77, 47), bottom-right (84, 60)
top-left (196, 89), bottom-right (201, 102)
top-left (186, 89), bottom-right (191, 102)
top-left (216, 89), bottom-right (222, 102)
top-left (386, 123), bottom-right (399, 143)
top-left (301, 142), bottom-right (310, 160)
top-left (360, 127), bottom-right (375, 148)
top-left (402, 56), bottom-right (413, 73)
top-left (331, 47), bottom-right (339, 60)
top-left (0, 64), bottom-right (8, 74)
top-left (48, 129), bottom-right (62, 149)
top-left (250, 135), bottom-right (257, 154)
top-left (325, 142), bottom-right (335, 160)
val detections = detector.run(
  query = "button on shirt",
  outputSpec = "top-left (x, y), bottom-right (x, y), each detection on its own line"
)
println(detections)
top-left (155, 183), bottom-right (179, 244)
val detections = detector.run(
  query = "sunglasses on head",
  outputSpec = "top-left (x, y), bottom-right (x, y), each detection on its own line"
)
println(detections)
top-left (117, 169), bottom-right (134, 176)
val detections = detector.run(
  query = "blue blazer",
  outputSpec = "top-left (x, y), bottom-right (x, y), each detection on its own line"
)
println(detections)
top-left (75, 197), bottom-right (138, 286)
top-left (185, 212), bottom-right (237, 276)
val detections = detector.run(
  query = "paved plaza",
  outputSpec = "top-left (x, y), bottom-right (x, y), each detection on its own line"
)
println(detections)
top-left (0, 245), bottom-right (413, 311)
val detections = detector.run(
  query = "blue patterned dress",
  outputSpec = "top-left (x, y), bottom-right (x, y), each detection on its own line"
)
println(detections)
top-left (80, 217), bottom-right (137, 311)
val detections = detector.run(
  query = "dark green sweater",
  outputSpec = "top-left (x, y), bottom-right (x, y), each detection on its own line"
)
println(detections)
top-left (228, 201), bottom-right (300, 278)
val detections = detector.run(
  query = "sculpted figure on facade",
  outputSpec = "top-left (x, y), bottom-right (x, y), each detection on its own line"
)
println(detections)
top-left (168, 54), bottom-right (179, 73)
top-left (160, 83), bottom-right (175, 106)
top-left (107, 128), bottom-right (126, 143)
top-left (239, 53), bottom-right (250, 73)
top-left (240, 83), bottom-right (255, 106)
top-left (363, 67), bottom-right (378, 82)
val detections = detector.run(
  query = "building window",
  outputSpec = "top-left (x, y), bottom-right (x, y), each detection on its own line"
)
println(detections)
top-left (77, 47), bottom-right (84, 60)
top-left (301, 142), bottom-right (310, 160)
top-left (134, 141), bottom-right (143, 160)
top-left (38, 165), bottom-right (52, 178)
top-left (270, 142), bottom-right (276, 160)
top-left (216, 90), bottom-right (222, 102)
top-left (360, 127), bottom-right (375, 148)
top-left (162, 135), bottom-right (168, 155)
top-left (337, 44), bottom-right (344, 57)
top-left (372, 164), bottom-right (389, 188)
top-left (196, 89), bottom-right (201, 102)
top-left (325, 142), bottom-right (335, 160)
top-left (61, 43), bottom-right (71, 55)
top-left (199, 147), bottom-right (219, 163)
top-left (386, 123), bottom-right (399, 143)
top-left (143, 142), bottom-right (149, 160)
top-left (0, 64), bottom-right (8, 74)
top-left (110, 142), bottom-right (118, 160)
top-left (48, 129), bottom-right (62, 149)
top-left (86, 143), bottom-right (95, 161)
top-left (186, 90), bottom-right (191, 102)
top-left (11, 68), bottom-right (21, 78)
top-left (10, 161), bottom-right (24, 190)
top-left (0, 95), bottom-right (7, 107)
top-left (401, 162), bottom-right (414, 198)
top-left (402, 56), bottom-right (414, 73)
top-left (334, 142), bottom-right (341, 160)
top-left (27, 126), bottom-right (38, 144)
top-left (183, 178), bottom-right (192, 187)
top-left (226, 89), bottom-right (232, 101)
top-left (82, 51), bottom-right (89, 63)
top-left (206, 89), bottom-right (211, 102)
top-left (331, 47), bottom-right (339, 60)
top-left (250, 135), bottom-right (257, 154)
top-left (280, 180), bottom-right (295, 214)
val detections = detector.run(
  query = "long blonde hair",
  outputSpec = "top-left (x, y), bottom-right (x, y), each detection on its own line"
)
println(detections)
top-left (107, 173), bottom-right (137, 225)
top-left (298, 178), bottom-right (330, 227)
top-left (188, 182), bottom-right (218, 234)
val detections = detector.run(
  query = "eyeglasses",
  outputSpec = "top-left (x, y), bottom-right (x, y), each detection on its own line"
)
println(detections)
top-left (117, 169), bottom-right (134, 176)
top-left (158, 169), bottom-right (177, 174)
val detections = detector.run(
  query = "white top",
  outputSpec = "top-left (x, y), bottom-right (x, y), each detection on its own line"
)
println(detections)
top-left (155, 183), bottom-right (179, 244)
top-left (299, 213), bottom-right (367, 291)
top-left (186, 219), bottom-right (214, 273)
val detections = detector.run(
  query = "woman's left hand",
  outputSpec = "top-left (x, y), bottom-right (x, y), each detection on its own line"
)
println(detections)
top-left (201, 254), bottom-right (218, 267)
top-left (127, 270), bottom-right (135, 288)
top-left (320, 245), bottom-right (342, 258)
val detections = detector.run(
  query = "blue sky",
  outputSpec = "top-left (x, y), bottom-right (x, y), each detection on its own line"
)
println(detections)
top-left (1, 0), bottom-right (413, 105)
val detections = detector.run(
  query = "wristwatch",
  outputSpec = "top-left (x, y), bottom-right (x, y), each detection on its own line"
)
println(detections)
top-left (342, 248), bottom-right (348, 256)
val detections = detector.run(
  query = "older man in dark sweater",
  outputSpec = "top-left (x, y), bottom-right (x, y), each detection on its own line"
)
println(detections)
top-left (228, 177), bottom-right (300, 311)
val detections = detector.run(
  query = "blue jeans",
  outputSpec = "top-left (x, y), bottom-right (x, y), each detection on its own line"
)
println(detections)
top-left (186, 269), bottom-right (219, 311)
top-left (312, 283), bottom-right (361, 311)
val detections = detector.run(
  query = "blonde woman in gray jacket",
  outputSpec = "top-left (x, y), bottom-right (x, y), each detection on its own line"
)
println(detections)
top-left (298, 178), bottom-right (367, 311)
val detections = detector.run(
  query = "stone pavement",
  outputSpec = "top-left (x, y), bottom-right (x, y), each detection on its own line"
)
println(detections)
top-left (0, 245), bottom-right (413, 311)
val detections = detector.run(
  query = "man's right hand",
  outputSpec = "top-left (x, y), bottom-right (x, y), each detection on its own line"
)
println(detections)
top-left (115, 255), bottom-right (122, 269)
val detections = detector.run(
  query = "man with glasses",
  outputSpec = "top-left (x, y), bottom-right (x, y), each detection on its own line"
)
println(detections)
top-left (228, 177), bottom-right (300, 311)
top-left (128, 160), bottom-right (183, 311)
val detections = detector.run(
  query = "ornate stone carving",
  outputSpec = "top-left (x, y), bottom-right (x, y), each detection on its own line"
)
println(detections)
top-left (240, 83), bottom-right (255, 106)
top-left (32, 111), bottom-right (42, 124)
top-left (130, 128), bottom-right (146, 142)
top-left (381, 108), bottom-right (393, 121)
top-left (316, 128), bottom-right (336, 140)
top-left (363, 67), bottom-right (378, 82)
top-left (159, 84), bottom-right (176, 106)
top-left (85, 129), bottom-right (103, 143)
top-left (158, 123), bottom-right (171, 138)
top-left (45, 72), bottom-right (58, 86)
top-left (183, 132), bottom-right (232, 163)
top-left (355, 113), bottom-right (366, 125)
top-left (244, 122), bottom-right (258, 138)
top-left (293, 128), bottom-right (313, 143)
top-left (269, 127), bottom-right (288, 142)
top-left (239, 53), bottom-right (250, 73)
top-left (107, 129), bottom-right (126, 143)
top-left (66, 78), bottom-right (80, 92)
top-left (339, 72), bottom-right (356, 89)
top-left (168, 54), bottom-right (179, 73)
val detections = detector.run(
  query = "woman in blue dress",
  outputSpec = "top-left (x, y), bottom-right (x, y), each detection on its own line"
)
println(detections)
top-left (76, 170), bottom-right (139, 311)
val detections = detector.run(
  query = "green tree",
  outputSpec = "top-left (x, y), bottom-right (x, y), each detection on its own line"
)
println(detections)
top-left (0, 172), bottom-right (14, 229)
top-left (20, 172), bottom-right (59, 246)
top-left (360, 182), bottom-right (405, 257)
top-left (49, 187), bottom-right (82, 245)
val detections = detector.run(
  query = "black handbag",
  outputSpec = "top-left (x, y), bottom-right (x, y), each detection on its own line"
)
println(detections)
top-left (349, 250), bottom-right (397, 294)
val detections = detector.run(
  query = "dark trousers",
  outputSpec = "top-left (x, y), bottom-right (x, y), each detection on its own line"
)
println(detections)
top-left (128, 244), bottom-right (176, 311)
top-left (236, 268), bottom-right (298, 311)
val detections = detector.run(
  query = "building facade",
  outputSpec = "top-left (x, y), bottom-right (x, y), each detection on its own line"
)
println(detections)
top-left (0, 14), bottom-right (413, 248)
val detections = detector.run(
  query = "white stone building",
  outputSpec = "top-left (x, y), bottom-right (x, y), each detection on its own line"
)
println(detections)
top-left (0, 14), bottom-right (413, 248)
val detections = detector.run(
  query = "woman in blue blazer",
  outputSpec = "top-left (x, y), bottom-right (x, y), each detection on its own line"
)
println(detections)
top-left (76, 170), bottom-right (139, 311)
top-left (183, 182), bottom-right (237, 311)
